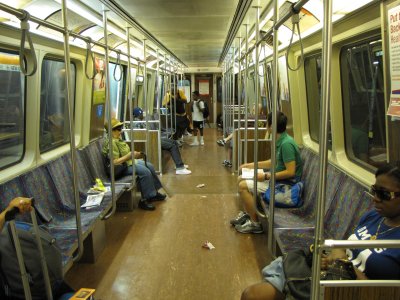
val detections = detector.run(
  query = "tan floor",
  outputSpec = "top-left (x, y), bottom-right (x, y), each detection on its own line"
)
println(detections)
top-left (65, 128), bottom-right (271, 300)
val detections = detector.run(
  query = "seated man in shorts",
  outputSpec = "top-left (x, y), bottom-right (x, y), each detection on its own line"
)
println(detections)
top-left (231, 111), bottom-right (303, 233)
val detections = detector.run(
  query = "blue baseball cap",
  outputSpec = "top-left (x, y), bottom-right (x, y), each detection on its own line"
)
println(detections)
top-left (133, 107), bottom-right (143, 117)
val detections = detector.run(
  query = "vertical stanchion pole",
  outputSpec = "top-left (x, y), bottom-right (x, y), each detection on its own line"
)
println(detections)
top-left (61, 0), bottom-right (84, 255)
top-left (126, 27), bottom-right (137, 193)
top-left (156, 49), bottom-right (162, 173)
top-left (237, 37), bottom-right (243, 170)
top-left (252, 6), bottom-right (261, 215)
top-left (143, 39), bottom-right (149, 157)
top-left (244, 24), bottom-right (249, 163)
top-left (311, 1), bottom-right (333, 298)
top-left (268, 0), bottom-right (279, 255)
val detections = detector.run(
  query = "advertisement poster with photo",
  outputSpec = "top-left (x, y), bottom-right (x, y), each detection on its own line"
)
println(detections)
top-left (278, 56), bottom-right (290, 101)
top-left (199, 79), bottom-right (209, 96)
top-left (387, 5), bottom-right (400, 118)
top-left (93, 56), bottom-right (106, 105)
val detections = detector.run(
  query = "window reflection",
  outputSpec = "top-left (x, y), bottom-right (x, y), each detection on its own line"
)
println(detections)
top-left (40, 58), bottom-right (75, 153)
top-left (340, 38), bottom-right (386, 170)
top-left (0, 51), bottom-right (25, 169)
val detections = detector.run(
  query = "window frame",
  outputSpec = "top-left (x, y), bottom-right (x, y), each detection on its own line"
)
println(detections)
top-left (339, 34), bottom-right (384, 172)
top-left (39, 55), bottom-right (77, 154)
top-left (0, 48), bottom-right (27, 171)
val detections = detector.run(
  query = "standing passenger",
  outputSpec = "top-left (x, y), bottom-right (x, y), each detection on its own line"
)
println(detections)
top-left (190, 91), bottom-right (205, 146)
top-left (102, 118), bottom-right (166, 211)
top-left (231, 111), bottom-right (303, 233)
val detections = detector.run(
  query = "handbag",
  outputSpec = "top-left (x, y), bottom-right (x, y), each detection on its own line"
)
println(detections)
top-left (282, 248), bottom-right (312, 300)
top-left (283, 249), bottom-right (357, 300)
top-left (263, 180), bottom-right (304, 208)
top-left (103, 153), bottom-right (128, 179)
top-left (321, 259), bottom-right (357, 280)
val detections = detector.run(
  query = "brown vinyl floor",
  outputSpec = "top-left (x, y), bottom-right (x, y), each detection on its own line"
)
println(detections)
top-left (65, 128), bottom-right (272, 300)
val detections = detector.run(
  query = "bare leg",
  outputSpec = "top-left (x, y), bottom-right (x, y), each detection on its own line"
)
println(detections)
top-left (238, 180), bottom-right (258, 222)
top-left (241, 282), bottom-right (284, 300)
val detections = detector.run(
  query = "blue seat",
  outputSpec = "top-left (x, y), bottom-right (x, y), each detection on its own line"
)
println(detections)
top-left (274, 172), bottom-right (374, 253)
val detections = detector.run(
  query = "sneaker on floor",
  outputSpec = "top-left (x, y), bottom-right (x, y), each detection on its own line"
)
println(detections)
top-left (230, 211), bottom-right (250, 226)
top-left (200, 140), bottom-right (204, 146)
top-left (190, 140), bottom-right (200, 146)
top-left (226, 162), bottom-right (232, 168)
top-left (217, 139), bottom-right (226, 147)
top-left (150, 192), bottom-right (167, 202)
top-left (222, 160), bottom-right (230, 166)
top-left (235, 219), bottom-right (263, 234)
top-left (176, 168), bottom-right (192, 175)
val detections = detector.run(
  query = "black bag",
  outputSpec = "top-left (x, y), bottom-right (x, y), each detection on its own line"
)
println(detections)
top-left (283, 249), bottom-right (357, 300)
top-left (283, 249), bottom-right (312, 300)
top-left (0, 222), bottom-right (63, 300)
top-left (322, 259), bottom-right (357, 280)
top-left (103, 155), bottom-right (128, 179)
top-left (201, 100), bottom-right (209, 119)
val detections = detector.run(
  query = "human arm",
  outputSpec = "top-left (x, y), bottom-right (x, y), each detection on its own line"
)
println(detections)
top-left (0, 197), bottom-right (32, 231)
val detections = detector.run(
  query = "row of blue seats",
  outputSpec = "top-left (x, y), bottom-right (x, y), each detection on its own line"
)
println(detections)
top-left (263, 147), bottom-right (373, 253)
top-left (0, 138), bottom-right (133, 271)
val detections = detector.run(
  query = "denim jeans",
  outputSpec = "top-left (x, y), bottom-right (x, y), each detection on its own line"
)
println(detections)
top-left (125, 160), bottom-right (162, 200)
top-left (161, 138), bottom-right (184, 168)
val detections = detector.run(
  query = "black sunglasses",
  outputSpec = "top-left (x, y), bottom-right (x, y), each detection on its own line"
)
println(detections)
top-left (113, 126), bottom-right (123, 131)
top-left (370, 185), bottom-right (400, 201)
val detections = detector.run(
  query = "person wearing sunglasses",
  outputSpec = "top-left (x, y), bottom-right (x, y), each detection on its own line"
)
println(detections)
top-left (103, 118), bottom-right (166, 211)
top-left (241, 162), bottom-right (400, 300)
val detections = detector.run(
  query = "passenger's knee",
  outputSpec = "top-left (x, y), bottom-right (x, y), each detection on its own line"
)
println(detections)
top-left (241, 285), bottom-right (259, 300)
top-left (238, 180), bottom-right (248, 193)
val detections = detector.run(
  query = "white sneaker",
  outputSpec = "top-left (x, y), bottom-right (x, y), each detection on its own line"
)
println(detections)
top-left (190, 140), bottom-right (199, 146)
top-left (176, 168), bottom-right (192, 175)
top-left (200, 137), bottom-right (204, 145)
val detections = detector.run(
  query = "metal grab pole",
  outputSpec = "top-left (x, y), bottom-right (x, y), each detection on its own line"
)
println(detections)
top-left (311, 1), bottom-right (333, 299)
top-left (232, 48), bottom-right (236, 167)
top-left (102, 7), bottom-right (117, 220)
top-left (126, 27), bottom-right (137, 203)
top-left (267, 0), bottom-right (279, 256)
top-left (253, 6), bottom-right (261, 209)
top-left (156, 49), bottom-right (162, 173)
top-left (143, 39), bottom-right (149, 157)
top-left (61, 0), bottom-right (83, 261)
top-left (237, 37), bottom-right (243, 169)
top-left (244, 24), bottom-right (249, 163)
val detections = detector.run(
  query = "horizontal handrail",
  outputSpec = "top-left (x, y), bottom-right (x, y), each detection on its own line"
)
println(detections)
top-left (323, 239), bottom-right (400, 249)
top-left (320, 280), bottom-right (400, 287)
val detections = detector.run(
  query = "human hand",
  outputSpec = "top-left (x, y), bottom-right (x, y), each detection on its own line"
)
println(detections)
top-left (8, 197), bottom-right (32, 214)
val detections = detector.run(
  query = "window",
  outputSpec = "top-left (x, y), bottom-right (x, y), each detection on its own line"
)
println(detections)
top-left (40, 58), bottom-right (76, 153)
top-left (0, 51), bottom-right (25, 169)
top-left (108, 62), bottom-right (125, 121)
top-left (340, 37), bottom-right (385, 170)
top-left (304, 53), bottom-right (332, 148)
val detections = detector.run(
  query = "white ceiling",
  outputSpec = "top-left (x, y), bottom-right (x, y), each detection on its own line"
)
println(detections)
top-left (111, 0), bottom-right (240, 68)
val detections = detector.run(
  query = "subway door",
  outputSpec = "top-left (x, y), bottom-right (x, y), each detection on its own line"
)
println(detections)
top-left (195, 74), bottom-right (213, 124)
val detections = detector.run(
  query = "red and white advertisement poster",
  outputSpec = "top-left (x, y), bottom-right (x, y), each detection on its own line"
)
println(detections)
top-left (387, 5), bottom-right (400, 117)
top-left (387, 97), bottom-right (400, 117)
top-left (199, 79), bottom-right (209, 96)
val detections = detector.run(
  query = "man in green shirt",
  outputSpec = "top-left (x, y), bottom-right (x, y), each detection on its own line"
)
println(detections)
top-left (231, 112), bottom-right (303, 233)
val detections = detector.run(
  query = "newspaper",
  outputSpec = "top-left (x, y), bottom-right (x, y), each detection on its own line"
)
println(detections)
top-left (81, 193), bottom-right (105, 208)
top-left (241, 168), bottom-right (264, 179)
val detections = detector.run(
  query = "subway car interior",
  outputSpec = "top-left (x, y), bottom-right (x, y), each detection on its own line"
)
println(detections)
top-left (0, 0), bottom-right (400, 299)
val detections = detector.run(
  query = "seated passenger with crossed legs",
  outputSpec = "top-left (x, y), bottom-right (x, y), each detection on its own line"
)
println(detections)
top-left (241, 162), bottom-right (400, 300)
top-left (231, 112), bottom-right (303, 234)
top-left (102, 118), bottom-right (166, 211)
top-left (132, 107), bottom-right (191, 175)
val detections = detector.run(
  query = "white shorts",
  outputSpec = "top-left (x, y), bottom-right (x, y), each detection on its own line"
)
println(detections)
top-left (246, 179), bottom-right (269, 195)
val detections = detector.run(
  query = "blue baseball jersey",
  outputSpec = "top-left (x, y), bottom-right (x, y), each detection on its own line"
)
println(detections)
top-left (346, 210), bottom-right (400, 279)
